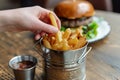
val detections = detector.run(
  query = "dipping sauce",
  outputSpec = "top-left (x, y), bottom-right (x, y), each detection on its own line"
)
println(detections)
top-left (13, 61), bottom-right (34, 70)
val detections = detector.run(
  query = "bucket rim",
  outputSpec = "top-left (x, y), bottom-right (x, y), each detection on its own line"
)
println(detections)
top-left (40, 38), bottom-right (89, 52)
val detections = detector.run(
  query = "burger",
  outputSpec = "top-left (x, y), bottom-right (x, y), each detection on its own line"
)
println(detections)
top-left (54, 0), bottom-right (98, 39)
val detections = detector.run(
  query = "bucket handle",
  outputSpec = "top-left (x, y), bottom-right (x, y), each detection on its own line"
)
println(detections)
top-left (33, 39), bottom-right (44, 57)
top-left (77, 47), bottom-right (92, 64)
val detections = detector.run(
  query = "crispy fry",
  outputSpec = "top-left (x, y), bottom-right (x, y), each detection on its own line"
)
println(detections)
top-left (63, 28), bottom-right (71, 40)
top-left (49, 12), bottom-right (58, 28)
top-left (70, 33), bottom-right (78, 39)
top-left (60, 39), bottom-right (70, 50)
top-left (74, 37), bottom-right (87, 49)
top-left (68, 38), bottom-right (79, 47)
top-left (50, 36), bottom-right (56, 45)
top-left (55, 31), bottom-right (62, 42)
top-left (49, 12), bottom-right (62, 42)
top-left (52, 42), bottom-right (61, 50)
top-left (43, 38), bottom-right (52, 49)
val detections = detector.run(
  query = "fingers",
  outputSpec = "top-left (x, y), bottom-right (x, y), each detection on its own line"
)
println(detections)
top-left (35, 34), bottom-right (41, 40)
top-left (33, 18), bottom-right (59, 33)
top-left (32, 7), bottom-right (61, 40)
top-left (34, 31), bottom-right (46, 40)
top-left (56, 18), bottom-right (61, 29)
top-left (33, 30), bottom-right (41, 40)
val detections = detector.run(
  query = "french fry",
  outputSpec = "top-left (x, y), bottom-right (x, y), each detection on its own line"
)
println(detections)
top-left (52, 43), bottom-right (59, 50)
top-left (43, 38), bottom-right (52, 49)
top-left (55, 31), bottom-right (62, 43)
top-left (49, 12), bottom-right (62, 42)
top-left (78, 26), bottom-right (83, 37)
top-left (63, 28), bottom-right (71, 40)
top-left (70, 33), bottom-right (78, 39)
top-left (52, 42), bottom-right (63, 50)
top-left (74, 37), bottom-right (86, 49)
top-left (76, 28), bottom-right (81, 35)
top-left (49, 12), bottom-right (58, 28)
top-left (68, 38), bottom-right (79, 47)
top-left (60, 39), bottom-right (70, 50)
top-left (50, 36), bottom-right (56, 45)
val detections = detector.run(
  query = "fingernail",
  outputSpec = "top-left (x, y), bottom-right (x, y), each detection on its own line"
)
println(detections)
top-left (35, 34), bottom-right (40, 40)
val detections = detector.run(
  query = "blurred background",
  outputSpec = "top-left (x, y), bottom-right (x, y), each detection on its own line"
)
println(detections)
top-left (0, 0), bottom-right (120, 13)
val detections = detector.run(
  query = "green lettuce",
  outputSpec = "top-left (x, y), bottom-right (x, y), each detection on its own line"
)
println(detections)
top-left (60, 26), bottom-right (67, 31)
top-left (82, 21), bottom-right (98, 40)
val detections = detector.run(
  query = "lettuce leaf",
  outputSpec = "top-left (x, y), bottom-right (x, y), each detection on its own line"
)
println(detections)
top-left (82, 21), bottom-right (98, 39)
top-left (60, 26), bottom-right (67, 31)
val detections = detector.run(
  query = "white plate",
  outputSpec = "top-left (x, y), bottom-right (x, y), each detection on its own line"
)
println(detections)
top-left (88, 16), bottom-right (111, 43)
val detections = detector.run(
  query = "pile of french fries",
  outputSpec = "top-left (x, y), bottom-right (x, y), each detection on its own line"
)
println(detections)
top-left (42, 12), bottom-right (87, 51)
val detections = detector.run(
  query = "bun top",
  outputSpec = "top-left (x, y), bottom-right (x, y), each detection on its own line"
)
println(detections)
top-left (54, 0), bottom-right (95, 19)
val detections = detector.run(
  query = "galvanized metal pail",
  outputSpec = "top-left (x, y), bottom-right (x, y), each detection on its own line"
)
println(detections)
top-left (34, 38), bottom-right (91, 80)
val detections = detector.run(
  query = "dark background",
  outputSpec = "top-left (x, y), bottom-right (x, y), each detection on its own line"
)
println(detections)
top-left (112, 0), bottom-right (120, 13)
top-left (21, 0), bottom-right (120, 13)
top-left (21, 0), bottom-right (48, 8)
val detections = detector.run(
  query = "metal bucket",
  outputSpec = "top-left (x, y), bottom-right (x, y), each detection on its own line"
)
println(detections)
top-left (34, 38), bottom-right (91, 80)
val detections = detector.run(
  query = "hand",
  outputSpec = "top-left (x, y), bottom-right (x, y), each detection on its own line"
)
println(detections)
top-left (0, 6), bottom-right (61, 40)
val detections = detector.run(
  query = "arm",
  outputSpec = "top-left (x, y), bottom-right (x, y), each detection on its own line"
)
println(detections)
top-left (0, 6), bottom-right (61, 39)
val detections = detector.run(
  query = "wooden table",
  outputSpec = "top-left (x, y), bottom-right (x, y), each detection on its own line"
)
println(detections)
top-left (0, 10), bottom-right (120, 80)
